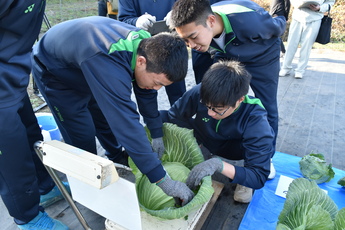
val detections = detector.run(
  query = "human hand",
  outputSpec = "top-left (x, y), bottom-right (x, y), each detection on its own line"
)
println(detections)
top-left (309, 4), bottom-right (320, 11)
top-left (136, 13), bottom-right (156, 30)
top-left (152, 137), bottom-right (165, 159)
top-left (156, 174), bottom-right (194, 206)
top-left (186, 158), bottom-right (223, 190)
top-left (164, 10), bottom-right (172, 27)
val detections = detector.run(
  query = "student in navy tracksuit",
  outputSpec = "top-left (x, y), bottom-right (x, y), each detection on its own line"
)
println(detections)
top-left (161, 60), bottom-right (275, 203)
top-left (170, 0), bottom-right (286, 148)
top-left (0, 1), bottom-right (68, 229)
top-left (31, 16), bottom-right (194, 206)
top-left (118, 0), bottom-right (223, 105)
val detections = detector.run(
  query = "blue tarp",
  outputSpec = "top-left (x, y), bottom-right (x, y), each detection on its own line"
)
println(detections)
top-left (239, 152), bottom-right (345, 230)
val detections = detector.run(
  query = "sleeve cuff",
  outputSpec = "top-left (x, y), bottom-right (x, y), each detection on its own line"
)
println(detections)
top-left (231, 165), bottom-right (245, 184)
top-left (146, 164), bottom-right (166, 183)
top-left (149, 127), bottom-right (163, 139)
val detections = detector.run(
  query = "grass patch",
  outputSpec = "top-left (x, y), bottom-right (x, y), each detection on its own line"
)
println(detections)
top-left (253, 0), bottom-right (345, 43)
top-left (42, 0), bottom-right (98, 32)
top-left (313, 42), bottom-right (345, 52)
top-left (44, 0), bottom-right (345, 43)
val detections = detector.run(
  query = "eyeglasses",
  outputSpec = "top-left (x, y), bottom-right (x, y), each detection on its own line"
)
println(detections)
top-left (200, 100), bottom-right (232, 116)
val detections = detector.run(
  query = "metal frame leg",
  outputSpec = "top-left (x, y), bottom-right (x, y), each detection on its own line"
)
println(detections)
top-left (34, 141), bottom-right (92, 230)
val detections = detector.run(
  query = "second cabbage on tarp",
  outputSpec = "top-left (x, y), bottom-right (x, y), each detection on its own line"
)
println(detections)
top-left (277, 178), bottom-right (345, 230)
top-left (129, 123), bottom-right (214, 220)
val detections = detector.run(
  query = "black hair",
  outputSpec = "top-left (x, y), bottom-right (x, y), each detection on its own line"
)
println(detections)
top-left (137, 32), bottom-right (188, 82)
top-left (200, 60), bottom-right (251, 107)
top-left (170, 0), bottom-right (214, 29)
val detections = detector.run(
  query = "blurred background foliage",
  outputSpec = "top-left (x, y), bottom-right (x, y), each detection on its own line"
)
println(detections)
top-left (253, 0), bottom-right (345, 43)
top-left (42, 0), bottom-right (344, 45)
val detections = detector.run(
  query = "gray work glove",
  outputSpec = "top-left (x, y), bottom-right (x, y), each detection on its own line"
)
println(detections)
top-left (136, 13), bottom-right (156, 30)
top-left (152, 137), bottom-right (165, 159)
top-left (186, 158), bottom-right (223, 190)
top-left (157, 174), bottom-right (194, 206)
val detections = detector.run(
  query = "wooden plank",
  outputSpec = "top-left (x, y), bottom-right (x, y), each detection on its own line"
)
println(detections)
top-left (193, 180), bottom-right (224, 230)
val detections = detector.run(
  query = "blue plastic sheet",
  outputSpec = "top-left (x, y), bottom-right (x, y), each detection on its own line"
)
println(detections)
top-left (239, 152), bottom-right (345, 230)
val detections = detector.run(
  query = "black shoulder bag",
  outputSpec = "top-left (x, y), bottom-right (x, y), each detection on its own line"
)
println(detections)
top-left (315, 5), bottom-right (332, 45)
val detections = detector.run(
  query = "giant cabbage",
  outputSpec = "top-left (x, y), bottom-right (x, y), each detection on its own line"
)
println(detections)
top-left (129, 123), bottom-right (214, 220)
top-left (299, 153), bottom-right (335, 184)
top-left (334, 208), bottom-right (345, 230)
top-left (134, 161), bottom-right (213, 219)
top-left (147, 122), bottom-right (205, 170)
top-left (277, 178), bottom-right (339, 230)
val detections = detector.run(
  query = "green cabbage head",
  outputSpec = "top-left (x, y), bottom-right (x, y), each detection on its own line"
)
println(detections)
top-left (299, 153), bottom-right (335, 184)
top-left (129, 123), bottom-right (214, 220)
top-left (334, 208), bottom-right (345, 230)
top-left (133, 161), bottom-right (213, 220)
top-left (337, 176), bottom-right (345, 187)
top-left (277, 178), bottom-right (339, 230)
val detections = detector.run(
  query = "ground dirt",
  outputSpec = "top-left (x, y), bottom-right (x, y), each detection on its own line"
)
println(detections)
top-left (28, 77), bottom-right (51, 113)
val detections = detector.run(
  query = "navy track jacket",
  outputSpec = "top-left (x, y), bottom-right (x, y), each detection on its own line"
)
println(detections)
top-left (33, 17), bottom-right (165, 182)
top-left (162, 84), bottom-right (275, 189)
top-left (210, 0), bottom-right (286, 64)
top-left (0, 0), bottom-right (46, 108)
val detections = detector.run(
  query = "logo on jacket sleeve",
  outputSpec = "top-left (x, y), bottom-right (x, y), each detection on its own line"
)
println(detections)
top-left (132, 34), bottom-right (139, 40)
top-left (25, 4), bottom-right (35, 13)
top-left (202, 117), bottom-right (210, 122)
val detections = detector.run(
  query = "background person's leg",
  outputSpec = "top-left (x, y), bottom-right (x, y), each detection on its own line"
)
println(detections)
top-left (0, 97), bottom-right (41, 224)
top-left (88, 97), bottom-right (127, 163)
top-left (20, 95), bottom-right (55, 194)
top-left (98, 0), bottom-right (107, 16)
top-left (295, 20), bottom-right (322, 78)
top-left (280, 19), bottom-right (303, 73)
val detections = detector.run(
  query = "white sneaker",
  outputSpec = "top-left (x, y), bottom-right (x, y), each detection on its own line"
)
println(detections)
top-left (279, 68), bottom-right (293, 77)
top-left (268, 160), bottom-right (276, 180)
top-left (295, 72), bottom-right (303, 79)
top-left (233, 184), bottom-right (253, 203)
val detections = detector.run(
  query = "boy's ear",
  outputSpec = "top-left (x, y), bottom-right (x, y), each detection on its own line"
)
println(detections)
top-left (239, 96), bottom-right (245, 103)
top-left (207, 14), bottom-right (217, 28)
top-left (136, 55), bottom-right (147, 67)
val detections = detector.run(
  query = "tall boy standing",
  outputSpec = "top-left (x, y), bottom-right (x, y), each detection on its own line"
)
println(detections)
top-left (170, 0), bottom-right (286, 153)
top-left (0, 0), bottom-right (69, 229)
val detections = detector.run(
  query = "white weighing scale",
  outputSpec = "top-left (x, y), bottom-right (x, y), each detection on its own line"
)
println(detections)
top-left (34, 140), bottom-right (223, 230)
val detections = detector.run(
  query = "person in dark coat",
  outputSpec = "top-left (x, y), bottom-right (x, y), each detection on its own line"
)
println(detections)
top-left (170, 0), bottom-right (286, 150)
top-left (0, 0), bottom-right (69, 229)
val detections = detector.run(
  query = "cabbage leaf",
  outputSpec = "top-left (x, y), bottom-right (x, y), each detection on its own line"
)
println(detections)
top-left (136, 162), bottom-right (189, 211)
top-left (334, 208), bottom-right (345, 230)
top-left (135, 162), bottom-right (213, 220)
top-left (146, 122), bottom-right (205, 169)
top-left (129, 123), bottom-right (214, 220)
top-left (337, 176), bottom-right (345, 187)
top-left (299, 153), bottom-right (335, 184)
top-left (277, 178), bottom-right (338, 230)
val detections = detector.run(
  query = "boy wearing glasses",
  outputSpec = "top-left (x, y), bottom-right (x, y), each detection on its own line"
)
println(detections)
top-left (161, 60), bottom-right (275, 203)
